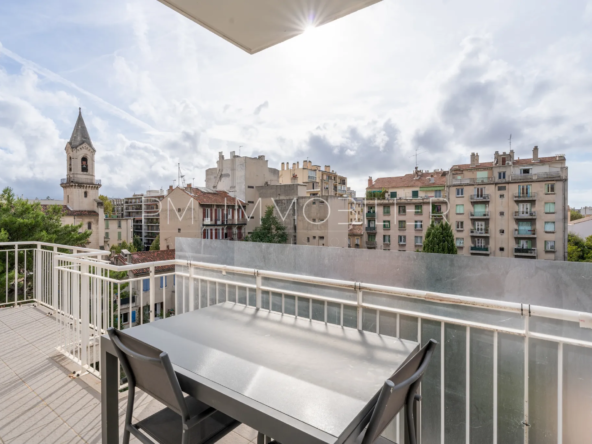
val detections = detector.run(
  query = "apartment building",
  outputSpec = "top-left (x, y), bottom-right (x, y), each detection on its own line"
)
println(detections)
top-left (448, 147), bottom-right (568, 260)
top-left (348, 224), bottom-right (364, 249)
top-left (349, 198), bottom-right (364, 224)
top-left (110, 198), bottom-right (125, 218)
top-left (366, 169), bottom-right (449, 251)
top-left (123, 190), bottom-right (164, 250)
top-left (160, 185), bottom-right (247, 250)
top-left (104, 217), bottom-right (133, 249)
top-left (112, 249), bottom-right (176, 326)
top-left (279, 160), bottom-right (348, 197)
top-left (254, 184), bottom-right (349, 247)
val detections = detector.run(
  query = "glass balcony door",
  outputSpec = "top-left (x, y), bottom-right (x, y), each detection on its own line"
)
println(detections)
top-left (518, 221), bottom-right (532, 235)
top-left (518, 203), bottom-right (531, 215)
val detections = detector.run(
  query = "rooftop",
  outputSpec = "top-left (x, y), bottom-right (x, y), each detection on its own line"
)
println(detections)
top-left (368, 169), bottom-right (447, 190)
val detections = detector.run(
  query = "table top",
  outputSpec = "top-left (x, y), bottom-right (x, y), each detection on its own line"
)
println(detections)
top-left (123, 303), bottom-right (419, 442)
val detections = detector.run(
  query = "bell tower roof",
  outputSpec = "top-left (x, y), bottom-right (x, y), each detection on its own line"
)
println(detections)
top-left (69, 108), bottom-right (94, 149)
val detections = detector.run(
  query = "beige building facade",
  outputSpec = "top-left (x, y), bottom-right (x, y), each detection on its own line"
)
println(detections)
top-left (279, 160), bottom-right (348, 197)
top-left (104, 217), bottom-right (134, 249)
top-left (160, 186), bottom-right (247, 250)
top-left (366, 169), bottom-right (449, 251)
top-left (448, 148), bottom-right (568, 260)
top-left (254, 184), bottom-right (349, 248)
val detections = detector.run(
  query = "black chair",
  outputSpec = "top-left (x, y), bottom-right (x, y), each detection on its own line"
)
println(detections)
top-left (258, 339), bottom-right (438, 444)
top-left (107, 327), bottom-right (240, 444)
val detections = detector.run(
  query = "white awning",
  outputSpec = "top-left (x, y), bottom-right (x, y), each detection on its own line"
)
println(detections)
top-left (157, 0), bottom-right (382, 54)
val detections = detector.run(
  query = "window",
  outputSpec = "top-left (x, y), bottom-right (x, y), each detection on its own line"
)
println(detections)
top-left (500, 247), bottom-right (505, 252)
top-left (415, 205), bottom-right (422, 215)
top-left (544, 222), bottom-right (555, 233)
top-left (84, 191), bottom-right (88, 198)
top-left (545, 241), bottom-right (556, 251)
top-left (355, 238), bottom-right (360, 246)
top-left (383, 235), bottom-right (391, 243)
top-left (368, 235), bottom-right (376, 242)
top-left (383, 221), bottom-right (390, 229)
top-left (474, 187), bottom-right (486, 198)
top-left (118, 220), bottom-right (122, 229)
top-left (399, 220), bottom-right (406, 229)
top-left (383, 206), bottom-right (391, 215)
top-left (520, 168), bottom-right (532, 175)
top-left (122, 312), bottom-right (129, 324)
top-left (390, 191), bottom-right (397, 198)
top-left (118, 232), bottom-right (122, 240)
top-left (435, 190), bottom-right (442, 198)
top-left (456, 188), bottom-right (464, 197)
top-left (415, 236), bottom-right (423, 246)
top-left (312, 201), bottom-right (316, 205)
top-left (456, 238), bottom-right (464, 247)
top-left (498, 171), bottom-right (506, 180)
top-left (476, 171), bottom-right (488, 182)
top-left (160, 277), bottom-right (168, 288)
top-left (105, 232), bottom-right (109, 239)
top-left (87, 222), bottom-right (92, 230)
top-left (518, 185), bottom-right (532, 197)
top-left (247, 185), bottom-right (255, 189)
top-left (178, 228), bottom-right (181, 233)
top-left (415, 221), bottom-right (423, 230)
top-left (545, 183), bottom-right (555, 194)
top-left (456, 221), bottom-right (464, 230)
top-left (81, 157), bottom-right (88, 173)
top-left (143, 279), bottom-right (150, 292)
top-left (432, 204), bottom-right (442, 214)
top-left (412, 190), bottom-right (419, 198)
top-left (456, 204), bottom-right (464, 214)
top-left (398, 235), bottom-right (406, 244)
top-left (499, 229), bottom-right (505, 234)
top-left (499, 194), bottom-right (505, 199)
top-left (105, 220), bottom-right (110, 229)
top-left (545, 202), bottom-right (556, 213)
top-left (398, 206), bottom-right (406, 215)
top-left (348, 238), bottom-right (351, 247)
top-left (307, 237), bottom-right (310, 243)
top-left (498, 186), bottom-right (507, 191)
top-left (500, 211), bottom-right (505, 216)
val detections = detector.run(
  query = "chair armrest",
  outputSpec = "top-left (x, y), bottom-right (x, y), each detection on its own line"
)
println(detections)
top-left (183, 407), bottom-right (217, 430)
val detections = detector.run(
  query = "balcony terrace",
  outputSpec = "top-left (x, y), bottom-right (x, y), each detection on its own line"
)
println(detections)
top-left (470, 228), bottom-right (490, 236)
top-left (514, 211), bottom-right (537, 219)
top-left (469, 194), bottom-right (490, 202)
top-left (1, 240), bottom-right (591, 443)
top-left (469, 246), bottom-right (491, 254)
top-left (469, 211), bottom-right (490, 219)
top-left (514, 193), bottom-right (537, 201)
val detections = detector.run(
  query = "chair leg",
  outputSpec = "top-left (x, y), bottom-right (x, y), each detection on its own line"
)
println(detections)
top-left (123, 386), bottom-right (136, 444)
top-left (257, 432), bottom-right (276, 444)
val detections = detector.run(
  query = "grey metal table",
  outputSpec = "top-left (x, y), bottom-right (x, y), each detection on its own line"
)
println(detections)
top-left (101, 302), bottom-right (419, 444)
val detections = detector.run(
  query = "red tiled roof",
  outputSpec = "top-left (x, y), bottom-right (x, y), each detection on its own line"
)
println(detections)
top-left (187, 188), bottom-right (245, 206)
top-left (41, 204), bottom-right (99, 217)
top-left (368, 171), bottom-right (447, 190)
top-left (113, 249), bottom-right (176, 276)
top-left (451, 156), bottom-right (562, 170)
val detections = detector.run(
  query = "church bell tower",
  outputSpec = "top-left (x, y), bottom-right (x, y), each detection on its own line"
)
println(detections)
top-left (61, 108), bottom-right (102, 211)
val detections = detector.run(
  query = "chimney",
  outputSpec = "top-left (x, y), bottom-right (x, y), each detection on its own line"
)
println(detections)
top-left (230, 151), bottom-right (235, 158)
top-left (168, 185), bottom-right (173, 193)
top-left (510, 149), bottom-right (515, 162)
top-left (325, 165), bottom-right (330, 172)
top-left (308, 160), bottom-right (312, 168)
top-left (475, 153), bottom-right (480, 165)
top-left (533, 146), bottom-right (539, 161)
top-left (281, 162), bottom-right (285, 170)
top-left (470, 152), bottom-right (476, 167)
top-left (368, 176), bottom-right (373, 187)
top-left (186, 183), bottom-right (192, 191)
top-left (292, 162), bottom-right (296, 169)
top-left (297, 161), bottom-right (300, 168)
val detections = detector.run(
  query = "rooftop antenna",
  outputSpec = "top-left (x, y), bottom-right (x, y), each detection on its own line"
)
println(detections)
top-left (509, 134), bottom-right (512, 151)
top-left (239, 145), bottom-right (243, 156)
top-left (410, 148), bottom-right (425, 169)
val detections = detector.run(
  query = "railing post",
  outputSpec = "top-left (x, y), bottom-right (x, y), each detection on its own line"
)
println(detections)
top-left (52, 246), bottom-right (58, 311)
top-left (81, 263), bottom-right (90, 370)
top-left (255, 271), bottom-right (262, 309)
top-left (357, 283), bottom-right (363, 330)
top-left (189, 263), bottom-right (195, 312)
top-left (35, 244), bottom-right (42, 303)
top-left (13, 244), bottom-right (19, 307)
top-left (149, 265), bottom-right (155, 322)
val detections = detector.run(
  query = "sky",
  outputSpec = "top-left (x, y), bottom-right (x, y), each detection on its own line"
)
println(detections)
top-left (0, 0), bottom-right (591, 206)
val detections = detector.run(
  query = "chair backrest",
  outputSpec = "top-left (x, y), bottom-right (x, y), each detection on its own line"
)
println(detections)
top-left (361, 339), bottom-right (438, 444)
top-left (107, 328), bottom-right (189, 420)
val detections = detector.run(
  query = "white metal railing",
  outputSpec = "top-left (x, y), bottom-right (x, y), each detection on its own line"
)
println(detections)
top-left (2, 241), bottom-right (592, 443)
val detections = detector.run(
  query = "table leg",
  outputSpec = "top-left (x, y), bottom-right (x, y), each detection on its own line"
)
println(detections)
top-left (257, 432), bottom-right (273, 444)
top-left (101, 336), bottom-right (119, 444)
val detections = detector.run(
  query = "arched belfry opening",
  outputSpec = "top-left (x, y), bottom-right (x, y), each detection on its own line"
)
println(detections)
top-left (81, 156), bottom-right (88, 173)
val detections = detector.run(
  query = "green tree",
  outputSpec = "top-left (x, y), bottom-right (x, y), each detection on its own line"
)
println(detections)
top-left (421, 221), bottom-right (457, 254)
top-left (99, 195), bottom-right (114, 217)
top-left (0, 187), bottom-right (91, 246)
top-left (149, 235), bottom-right (160, 251)
top-left (570, 209), bottom-right (584, 222)
top-left (567, 233), bottom-right (592, 262)
top-left (110, 240), bottom-right (137, 255)
top-left (133, 235), bottom-right (144, 252)
top-left (245, 206), bottom-right (288, 244)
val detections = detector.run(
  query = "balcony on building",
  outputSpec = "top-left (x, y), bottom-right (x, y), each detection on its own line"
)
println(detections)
top-left (514, 228), bottom-right (536, 237)
top-left (366, 211), bottom-right (376, 219)
top-left (470, 245), bottom-right (491, 254)
top-left (470, 228), bottom-right (490, 236)
top-left (514, 192), bottom-right (537, 201)
top-left (366, 240), bottom-right (377, 248)
top-left (513, 211), bottom-right (537, 219)
top-left (469, 211), bottom-right (490, 219)
top-left (514, 247), bottom-right (537, 257)
top-left (382, 242), bottom-right (390, 250)
top-left (469, 194), bottom-right (490, 202)
top-left (365, 225), bottom-right (377, 233)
